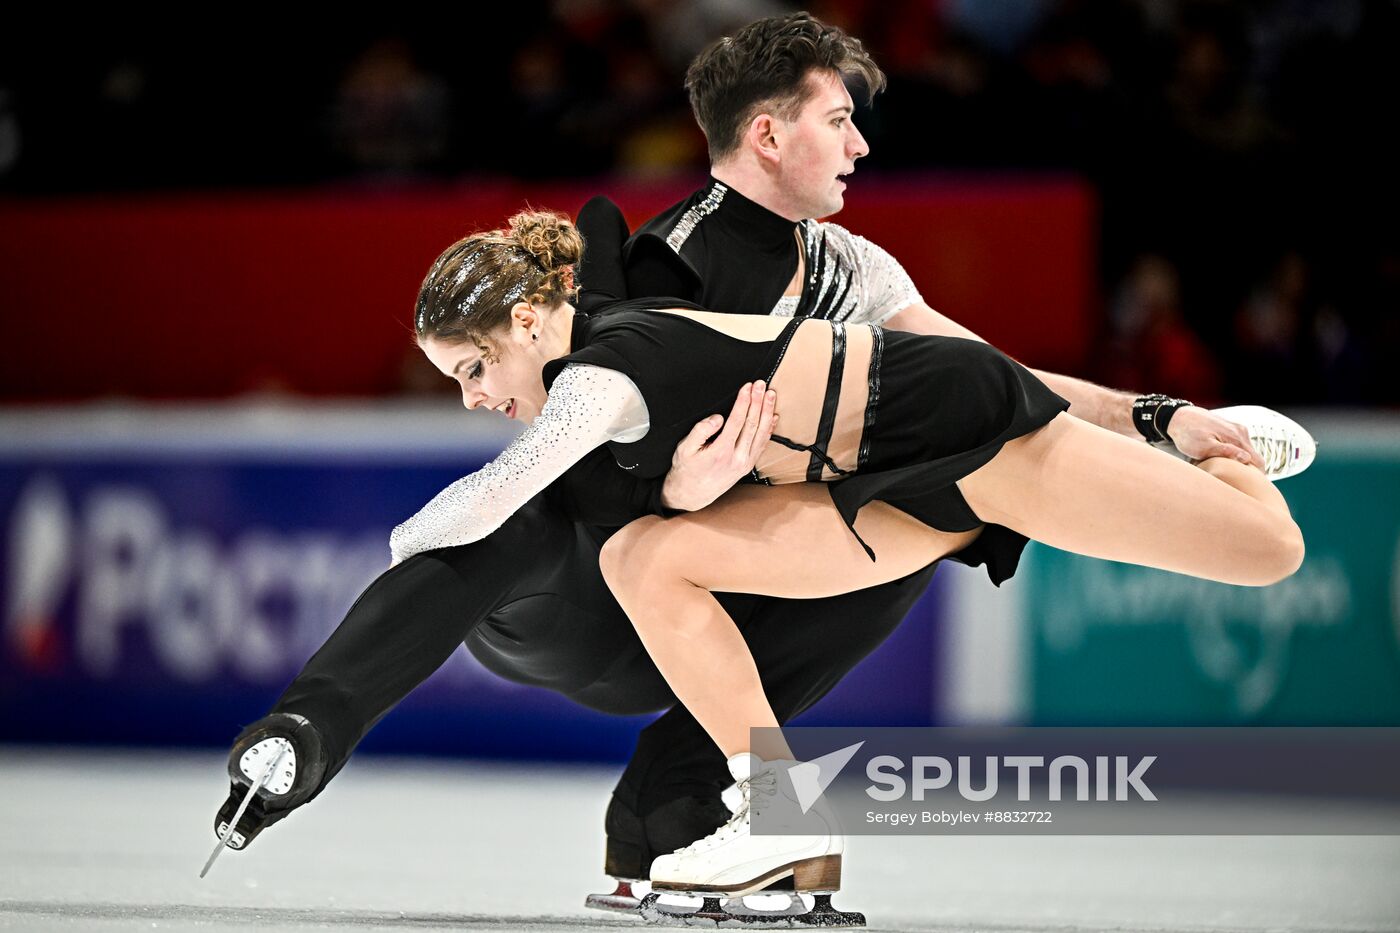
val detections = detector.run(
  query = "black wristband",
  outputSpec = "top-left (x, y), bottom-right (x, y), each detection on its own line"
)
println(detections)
top-left (1132, 394), bottom-right (1194, 444)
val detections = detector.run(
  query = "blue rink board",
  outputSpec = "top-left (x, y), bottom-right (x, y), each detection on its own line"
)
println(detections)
top-left (0, 448), bottom-right (946, 763)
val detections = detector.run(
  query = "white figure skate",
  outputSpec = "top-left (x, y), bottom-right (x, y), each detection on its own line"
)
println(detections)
top-left (584, 780), bottom-right (788, 917)
top-left (1210, 405), bottom-right (1316, 480)
top-left (638, 753), bottom-right (864, 927)
top-left (1154, 404), bottom-right (1316, 481)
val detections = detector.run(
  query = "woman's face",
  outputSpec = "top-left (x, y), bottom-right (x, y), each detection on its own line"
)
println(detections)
top-left (421, 321), bottom-right (549, 423)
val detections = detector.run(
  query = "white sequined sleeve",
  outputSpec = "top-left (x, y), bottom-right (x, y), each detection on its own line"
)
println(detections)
top-left (388, 364), bottom-right (649, 565)
top-left (825, 222), bottom-right (923, 326)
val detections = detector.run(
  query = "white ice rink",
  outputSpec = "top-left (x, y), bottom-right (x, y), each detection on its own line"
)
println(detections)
top-left (2, 747), bottom-right (1397, 932)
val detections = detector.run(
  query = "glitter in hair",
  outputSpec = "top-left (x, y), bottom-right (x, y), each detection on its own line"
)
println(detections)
top-left (445, 249), bottom-right (534, 322)
top-left (416, 211), bottom-right (581, 345)
top-left (461, 275), bottom-right (495, 312)
top-left (502, 278), bottom-right (529, 306)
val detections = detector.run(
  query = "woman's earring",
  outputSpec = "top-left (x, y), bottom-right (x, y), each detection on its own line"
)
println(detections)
top-left (531, 333), bottom-right (538, 341)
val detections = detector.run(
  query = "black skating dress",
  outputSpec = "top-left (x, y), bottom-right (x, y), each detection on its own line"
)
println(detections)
top-left (543, 300), bottom-right (1070, 585)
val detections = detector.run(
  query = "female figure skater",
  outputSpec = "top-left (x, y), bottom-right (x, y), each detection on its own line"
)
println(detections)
top-left (214, 15), bottom-right (1290, 906)
top-left (395, 210), bottom-right (1309, 899)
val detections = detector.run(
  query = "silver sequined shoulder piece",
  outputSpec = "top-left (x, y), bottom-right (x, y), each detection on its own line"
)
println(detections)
top-left (781, 220), bottom-right (921, 324)
top-left (387, 364), bottom-right (649, 564)
top-left (771, 294), bottom-right (801, 318)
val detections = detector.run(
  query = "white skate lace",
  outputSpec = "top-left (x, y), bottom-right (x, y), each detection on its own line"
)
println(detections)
top-left (674, 771), bottom-right (778, 854)
top-left (1254, 432), bottom-right (1290, 476)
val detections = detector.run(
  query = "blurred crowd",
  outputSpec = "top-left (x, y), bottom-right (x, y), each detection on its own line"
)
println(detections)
top-left (2, 0), bottom-right (1396, 406)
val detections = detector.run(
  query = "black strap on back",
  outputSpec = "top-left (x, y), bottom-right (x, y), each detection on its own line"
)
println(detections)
top-left (808, 323), bottom-right (847, 481)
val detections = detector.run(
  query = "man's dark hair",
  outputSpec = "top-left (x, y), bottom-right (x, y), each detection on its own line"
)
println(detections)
top-left (685, 12), bottom-right (886, 163)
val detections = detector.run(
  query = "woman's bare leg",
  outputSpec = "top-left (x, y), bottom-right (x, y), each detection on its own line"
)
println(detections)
top-left (600, 485), bottom-right (977, 759)
top-left (957, 413), bottom-right (1305, 587)
top-left (603, 413), bottom-right (1304, 761)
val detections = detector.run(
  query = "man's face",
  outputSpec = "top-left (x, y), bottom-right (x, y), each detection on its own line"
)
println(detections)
top-left (772, 69), bottom-right (870, 220)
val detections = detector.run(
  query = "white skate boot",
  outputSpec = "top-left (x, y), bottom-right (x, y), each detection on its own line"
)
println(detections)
top-left (1211, 405), bottom-right (1316, 481)
top-left (639, 753), bottom-right (864, 927)
top-left (1154, 404), bottom-right (1316, 481)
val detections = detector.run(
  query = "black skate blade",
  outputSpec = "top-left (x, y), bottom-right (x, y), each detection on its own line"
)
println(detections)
top-left (639, 892), bottom-right (865, 928)
top-left (585, 879), bottom-right (643, 913)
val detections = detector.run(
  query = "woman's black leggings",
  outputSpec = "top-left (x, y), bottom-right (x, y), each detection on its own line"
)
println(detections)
top-left (267, 494), bottom-right (938, 875)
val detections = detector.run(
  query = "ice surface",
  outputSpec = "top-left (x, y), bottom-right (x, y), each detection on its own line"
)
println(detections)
top-left (1, 747), bottom-right (1397, 932)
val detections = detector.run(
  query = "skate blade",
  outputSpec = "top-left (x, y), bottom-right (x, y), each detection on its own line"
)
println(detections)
top-left (639, 892), bottom-right (864, 928)
top-left (585, 879), bottom-right (645, 913)
top-left (199, 739), bottom-right (288, 878)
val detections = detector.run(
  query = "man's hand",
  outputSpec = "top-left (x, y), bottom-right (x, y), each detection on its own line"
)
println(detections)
top-left (1166, 406), bottom-right (1265, 469)
top-left (661, 381), bottom-right (778, 512)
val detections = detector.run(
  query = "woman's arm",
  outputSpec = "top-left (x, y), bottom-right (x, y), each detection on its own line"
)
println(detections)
top-left (389, 364), bottom-right (648, 565)
top-left (547, 446), bottom-right (672, 527)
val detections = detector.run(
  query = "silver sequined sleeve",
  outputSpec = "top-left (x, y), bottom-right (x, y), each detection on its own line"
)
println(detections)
top-left (388, 364), bottom-right (650, 565)
top-left (824, 222), bottom-right (923, 326)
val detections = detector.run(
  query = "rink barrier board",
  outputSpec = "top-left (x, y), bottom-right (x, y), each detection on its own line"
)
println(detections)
top-left (1024, 416), bottom-right (1400, 725)
top-left (0, 403), bottom-right (947, 761)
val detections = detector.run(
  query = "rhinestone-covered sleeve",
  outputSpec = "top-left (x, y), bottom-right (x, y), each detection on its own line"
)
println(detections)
top-left (827, 223), bottom-right (923, 326)
top-left (388, 364), bottom-right (649, 565)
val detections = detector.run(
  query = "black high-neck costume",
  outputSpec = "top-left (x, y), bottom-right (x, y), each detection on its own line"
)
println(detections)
top-left (623, 178), bottom-right (801, 316)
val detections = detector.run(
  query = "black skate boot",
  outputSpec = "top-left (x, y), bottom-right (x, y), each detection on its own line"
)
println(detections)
top-left (212, 713), bottom-right (328, 852)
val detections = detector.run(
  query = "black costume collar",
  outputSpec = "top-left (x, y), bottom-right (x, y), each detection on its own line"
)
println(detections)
top-left (568, 308), bottom-right (590, 353)
top-left (706, 177), bottom-right (799, 251)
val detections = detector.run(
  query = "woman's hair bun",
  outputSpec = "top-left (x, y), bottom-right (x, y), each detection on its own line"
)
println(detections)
top-left (508, 209), bottom-right (583, 271)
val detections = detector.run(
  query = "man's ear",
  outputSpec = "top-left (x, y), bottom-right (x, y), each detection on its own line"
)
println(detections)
top-left (746, 112), bottom-right (781, 166)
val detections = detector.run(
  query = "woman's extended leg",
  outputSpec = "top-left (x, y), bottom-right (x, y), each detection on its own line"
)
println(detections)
top-left (956, 413), bottom-right (1304, 587)
top-left (601, 413), bottom-right (1304, 761)
top-left (599, 484), bottom-right (980, 760)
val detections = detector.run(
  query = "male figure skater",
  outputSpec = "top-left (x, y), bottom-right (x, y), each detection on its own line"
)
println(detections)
top-left (588, 10), bottom-right (1263, 903)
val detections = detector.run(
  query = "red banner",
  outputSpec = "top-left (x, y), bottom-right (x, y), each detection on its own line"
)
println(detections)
top-left (0, 175), bottom-right (1095, 400)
